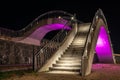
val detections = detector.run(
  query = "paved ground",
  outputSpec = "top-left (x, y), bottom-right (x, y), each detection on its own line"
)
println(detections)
top-left (0, 64), bottom-right (32, 72)
top-left (3, 64), bottom-right (120, 80)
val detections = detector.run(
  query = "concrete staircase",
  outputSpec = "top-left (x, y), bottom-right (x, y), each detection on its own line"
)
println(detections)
top-left (48, 24), bottom-right (90, 74)
top-left (49, 46), bottom-right (83, 74)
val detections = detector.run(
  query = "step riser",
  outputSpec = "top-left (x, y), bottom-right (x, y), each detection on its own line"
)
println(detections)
top-left (65, 50), bottom-right (83, 52)
top-left (57, 59), bottom-right (81, 62)
top-left (56, 61), bottom-right (81, 64)
top-left (59, 58), bottom-right (81, 61)
top-left (68, 47), bottom-right (84, 49)
top-left (48, 71), bottom-right (80, 74)
top-left (64, 51), bottom-right (83, 54)
top-left (53, 64), bottom-right (81, 67)
top-left (61, 55), bottom-right (82, 58)
top-left (62, 53), bottom-right (82, 55)
top-left (66, 48), bottom-right (84, 51)
top-left (49, 68), bottom-right (80, 72)
top-left (61, 54), bottom-right (82, 58)
top-left (69, 45), bottom-right (84, 48)
top-left (59, 57), bottom-right (81, 59)
top-left (61, 53), bottom-right (82, 57)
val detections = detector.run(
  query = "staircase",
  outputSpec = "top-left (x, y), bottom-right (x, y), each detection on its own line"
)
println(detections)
top-left (48, 24), bottom-right (90, 74)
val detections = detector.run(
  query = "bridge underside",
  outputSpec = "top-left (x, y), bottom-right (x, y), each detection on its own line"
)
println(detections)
top-left (16, 23), bottom-right (71, 45)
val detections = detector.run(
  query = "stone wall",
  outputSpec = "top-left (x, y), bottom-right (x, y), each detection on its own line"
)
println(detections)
top-left (114, 56), bottom-right (120, 64)
top-left (0, 39), bottom-right (40, 65)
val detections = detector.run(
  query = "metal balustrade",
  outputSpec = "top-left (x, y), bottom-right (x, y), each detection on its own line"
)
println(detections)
top-left (81, 9), bottom-right (109, 76)
top-left (33, 19), bottom-right (74, 71)
top-left (0, 10), bottom-right (74, 38)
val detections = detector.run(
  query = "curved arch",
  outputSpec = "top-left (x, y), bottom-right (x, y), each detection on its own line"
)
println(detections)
top-left (94, 9), bottom-right (115, 63)
top-left (16, 23), bottom-right (71, 45)
top-left (0, 10), bottom-right (74, 41)
top-left (16, 10), bottom-right (73, 37)
top-left (83, 9), bottom-right (115, 76)
top-left (95, 26), bottom-right (114, 63)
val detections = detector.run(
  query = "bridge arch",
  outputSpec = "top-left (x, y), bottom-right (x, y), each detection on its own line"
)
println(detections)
top-left (0, 10), bottom-right (75, 45)
top-left (93, 9), bottom-right (115, 63)
top-left (0, 9), bottom-right (116, 76)
top-left (82, 9), bottom-right (115, 76)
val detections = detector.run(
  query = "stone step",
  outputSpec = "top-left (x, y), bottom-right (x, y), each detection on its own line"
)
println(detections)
top-left (47, 71), bottom-right (80, 74)
top-left (63, 52), bottom-right (83, 55)
top-left (56, 60), bottom-right (81, 64)
top-left (65, 49), bottom-right (83, 52)
top-left (64, 51), bottom-right (83, 54)
top-left (68, 46), bottom-right (84, 48)
top-left (49, 66), bottom-right (81, 72)
top-left (61, 54), bottom-right (82, 57)
top-left (69, 45), bottom-right (84, 48)
top-left (59, 57), bottom-right (81, 60)
top-left (53, 63), bottom-right (81, 67)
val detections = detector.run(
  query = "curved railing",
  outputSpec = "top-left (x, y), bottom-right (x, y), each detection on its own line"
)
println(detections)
top-left (33, 17), bottom-right (74, 71)
top-left (81, 9), bottom-right (108, 76)
top-left (82, 9), bottom-right (107, 58)
top-left (0, 10), bottom-right (74, 38)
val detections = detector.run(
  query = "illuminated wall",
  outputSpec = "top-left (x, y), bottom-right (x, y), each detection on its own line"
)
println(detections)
top-left (17, 23), bottom-right (71, 45)
top-left (95, 26), bottom-right (114, 63)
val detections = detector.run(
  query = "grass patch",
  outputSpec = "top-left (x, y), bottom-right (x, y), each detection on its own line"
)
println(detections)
top-left (0, 70), bottom-right (36, 80)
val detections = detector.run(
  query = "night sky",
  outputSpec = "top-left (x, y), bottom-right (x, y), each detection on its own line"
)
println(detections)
top-left (0, 1), bottom-right (120, 53)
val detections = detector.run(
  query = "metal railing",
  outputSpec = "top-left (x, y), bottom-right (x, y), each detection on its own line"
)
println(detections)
top-left (0, 10), bottom-right (74, 38)
top-left (81, 9), bottom-right (107, 76)
top-left (82, 9), bottom-right (106, 59)
top-left (33, 18), bottom-right (74, 71)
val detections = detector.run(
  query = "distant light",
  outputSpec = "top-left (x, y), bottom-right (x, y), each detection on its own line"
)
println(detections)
top-left (92, 27), bottom-right (94, 31)
top-left (58, 16), bottom-right (61, 19)
top-left (96, 16), bottom-right (98, 19)
top-left (71, 16), bottom-right (74, 20)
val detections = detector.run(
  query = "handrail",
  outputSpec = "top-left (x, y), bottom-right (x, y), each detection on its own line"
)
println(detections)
top-left (16, 10), bottom-right (73, 33)
top-left (81, 9), bottom-right (107, 76)
top-left (0, 10), bottom-right (74, 37)
top-left (33, 17), bottom-right (73, 71)
top-left (82, 9), bottom-right (104, 58)
top-left (35, 17), bottom-right (72, 55)
top-left (81, 9), bottom-right (98, 76)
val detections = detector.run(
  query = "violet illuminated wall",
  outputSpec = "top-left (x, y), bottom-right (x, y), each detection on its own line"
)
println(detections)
top-left (18, 23), bottom-right (71, 45)
top-left (95, 26), bottom-right (114, 63)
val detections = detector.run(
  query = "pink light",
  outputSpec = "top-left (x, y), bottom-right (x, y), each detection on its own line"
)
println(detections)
top-left (96, 36), bottom-right (104, 47)
top-left (48, 24), bottom-right (71, 30)
top-left (95, 26), bottom-right (114, 63)
top-left (29, 23), bottom-right (71, 40)
top-left (18, 23), bottom-right (71, 45)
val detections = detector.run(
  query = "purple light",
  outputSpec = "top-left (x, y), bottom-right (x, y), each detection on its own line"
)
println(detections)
top-left (47, 24), bottom-right (71, 30)
top-left (95, 26), bottom-right (114, 63)
top-left (18, 23), bottom-right (71, 45)
top-left (29, 23), bottom-right (71, 40)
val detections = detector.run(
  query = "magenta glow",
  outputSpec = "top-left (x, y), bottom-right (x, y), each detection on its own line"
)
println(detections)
top-left (95, 26), bottom-right (114, 63)
top-left (18, 23), bottom-right (71, 45)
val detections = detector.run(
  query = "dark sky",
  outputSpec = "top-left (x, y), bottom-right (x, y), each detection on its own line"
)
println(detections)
top-left (0, 1), bottom-right (120, 53)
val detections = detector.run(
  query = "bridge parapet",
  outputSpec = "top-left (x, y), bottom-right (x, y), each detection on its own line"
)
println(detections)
top-left (0, 10), bottom-right (73, 41)
top-left (81, 9), bottom-right (115, 76)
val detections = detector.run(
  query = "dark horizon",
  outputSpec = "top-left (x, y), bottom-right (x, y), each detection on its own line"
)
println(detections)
top-left (0, 1), bottom-right (120, 53)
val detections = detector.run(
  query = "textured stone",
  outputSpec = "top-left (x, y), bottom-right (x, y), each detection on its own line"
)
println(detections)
top-left (0, 39), bottom-right (40, 65)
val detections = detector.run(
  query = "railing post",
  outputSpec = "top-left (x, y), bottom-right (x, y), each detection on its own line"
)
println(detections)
top-left (81, 56), bottom-right (84, 76)
top-left (33, 46), bottom-right (34, 71)
top-left (81, 56), bottom-right (88, 76)
top-left (34, 55), bottom-right (37, 71)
